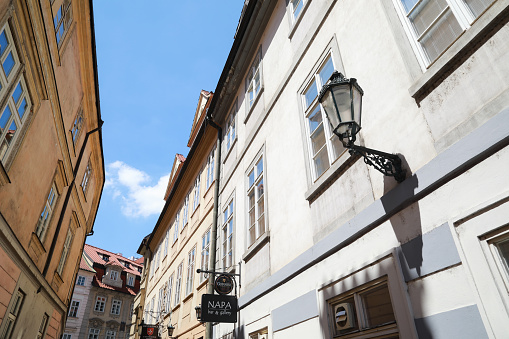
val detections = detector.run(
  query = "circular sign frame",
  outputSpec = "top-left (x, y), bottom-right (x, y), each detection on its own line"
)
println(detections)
top-left (214, 274), bottom-right (234, 295)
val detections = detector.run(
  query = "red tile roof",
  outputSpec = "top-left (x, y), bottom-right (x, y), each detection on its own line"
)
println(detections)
top-left (83, 244), bottom-right (142, 276)
top-left (79, 255), bottom-right (96, 273)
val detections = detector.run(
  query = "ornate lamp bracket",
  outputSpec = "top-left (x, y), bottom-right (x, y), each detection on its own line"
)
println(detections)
top-left (346, 143), bottom-right (406, 183)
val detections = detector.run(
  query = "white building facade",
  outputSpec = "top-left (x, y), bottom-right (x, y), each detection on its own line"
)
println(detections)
top-left (202, 0), bottom-right (509, 338)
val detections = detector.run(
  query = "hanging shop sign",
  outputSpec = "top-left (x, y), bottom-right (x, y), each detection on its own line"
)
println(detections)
top-left (214, 274), bottom-right (235, 295)
top-left (201, 294), bottom-right (238, 323)
top-left (140, 324), bottom-right (158, 339)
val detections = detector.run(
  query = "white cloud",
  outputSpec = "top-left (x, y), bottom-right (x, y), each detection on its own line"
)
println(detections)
top-left (105, 161), bottom-right (170, 218)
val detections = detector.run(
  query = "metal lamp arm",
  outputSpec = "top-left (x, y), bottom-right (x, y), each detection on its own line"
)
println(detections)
top-left (347, 144), bottom-right (406, 182)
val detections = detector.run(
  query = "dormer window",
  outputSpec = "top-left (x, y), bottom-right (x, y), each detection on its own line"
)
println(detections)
top-left (110, 270), bottom-right (118, 281)
top-left (103, 255), bottom-right (109, 262)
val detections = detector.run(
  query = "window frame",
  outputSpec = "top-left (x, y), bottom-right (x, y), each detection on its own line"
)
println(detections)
top-left (391, 0), bottom-right (497, 69)
top-left (206, 147), bottom-right (215, 190)
top-left (225, 103), bottom-right (237, 155)
top-left (68, 300), bottom-right (80, 317)
top-left (200, 228), bottom-right (211, 283)
top-left (70, 108), bottom-right (83, 146)
top-left (174, 262), bottom-right (183, 306)
top-left (222, 198), bottom-right (234, 270)
top-left (246, 153), bottom-right (267, 248)
top-left (182, 192), bottom-right (190, 228)
top-left (245, 47), bottom-right (263, 112)
top-left (0, 289), bottom-right (25, 339)
top-left (192, 173), bottom-right (201, 211)
top-left (56, 226), bottom-right (73, 275)
top-left (173, 212), bottom-right (180, 244)
top-left (110, 299), bottom-right (122, 315)
top-left (88, 328), bottom-right (100, 339)
top-left (76, 275), bottom-right (86, 286)
top-left (36, 313), bottom-right (49, 339)
top-left (185, 246), bottom-right (196, 296)
top-left (81, 160), bottom-right (92, 196)
top-left (52, 0), bottom-right (73, 47)
top-left (94, 296), bottom-right (106, 313)
top-left (35, 182), bottom-right (58, 243)
top-left (165, 273), bottom-right (174, 313)
top-left (301, 53), bottom-right (345, 182)
top-left (127, 274), bottom-right (135, 287)
top-left (105, 330), bottom-right (116, 339)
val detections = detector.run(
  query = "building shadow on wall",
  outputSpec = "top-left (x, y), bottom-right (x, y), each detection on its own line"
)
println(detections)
top-left (381, 155), bottom-right (431, 338)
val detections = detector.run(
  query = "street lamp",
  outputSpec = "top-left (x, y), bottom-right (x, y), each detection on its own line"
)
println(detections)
top-left (167, 324), bottom-right (175, 337)
top-left (195, 305), bottom-right (202, 322)
top-left (318, 72), bottom-right (405, 182)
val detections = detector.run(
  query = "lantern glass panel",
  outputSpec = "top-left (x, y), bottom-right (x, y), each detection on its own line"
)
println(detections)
top-left (352, 85), bottom-right (362, 132)
top-left (330, 84), bottom-right (353, 135)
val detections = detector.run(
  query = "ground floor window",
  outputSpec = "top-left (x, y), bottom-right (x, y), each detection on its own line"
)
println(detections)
top-left (88, 328), bottom-right (100, 339)
top-left (249, 328), bottom-right (268, 339)
top-left (328, 278), bottom-right (398, 338)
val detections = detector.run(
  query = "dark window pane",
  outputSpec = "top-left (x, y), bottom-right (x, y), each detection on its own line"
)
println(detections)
top-left (0, 31), bottom-right (9, 57)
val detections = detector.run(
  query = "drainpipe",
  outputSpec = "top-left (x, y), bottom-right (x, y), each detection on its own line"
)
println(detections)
top-left (205, 115), bottom-right (222, 339)
top-left (43, 121), bottom-right (104, 277)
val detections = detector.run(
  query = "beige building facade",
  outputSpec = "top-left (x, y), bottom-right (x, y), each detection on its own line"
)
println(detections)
top-left (0, 0), bottom-right (104, 338)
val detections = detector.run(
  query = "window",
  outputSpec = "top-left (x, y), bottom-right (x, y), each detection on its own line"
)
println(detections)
top-left (165, 274), bottom-right (173, 313)
top-left (302, 55), bottom-right (344, 180)
top-left (394, 0), bottom-right (496, 66)
top-left (246, 48), bottom-right (262, 109)
top-left (163, 228), bottom-right (169, 258)
top-left (35, 183), bottom-right (58, 242)
top-left (249, 328), bottom-right (268, 339)
top-left (206, 147), bottom-right (215, 189)
top-left (127, 274), bottom-right (135, 287)
top-left (71, 109), bottom-right (83, 145)
top-left (0, 24), bottom-right (31, 164)
top-left (185, 247), bottom-right (196, 295)
top-left (56, 227), bottom-right (73, 275)
top-left (0, 289), bottom-right (25, 338)
top-left (328, 280), bottom-right (397, 338)
top-left (174, 262), bottom-right (183, 306)
top-left (192, 174), bottom-right (200, 211)
top-left (88, 328), bottom-right (100, 339)
top-left (200, 228), bottom-right (211, 282)
top-left (76, 275), bottom-right (86, 286)
top-left (150, 296), bottom-right (155, 323)
top-left (94, 296), bottom-right (106, 312)
top-left (62, 334), bottom-right (72, 339)
top-left (289, 0), bottom-right (304, 22)
top-left (81, 160), bottom-right (92, 195)
top-left (182, 193), bottom-right (189, 227)
top-left (222, 200), bottom-right (234, 270)
top-left (36, 314), bottom-right (49, 339)
top-left (225, 105), bottom-right (236, 152)
top-left (111, 299), bottom-right (122, 315)
top-left (173, 212), bottom-right (180, 244)
top-left (53, 0), bottom-right (72, 46)
top-left (105, 330), bottom-right (116, 339)
top-left (158, 286), bottom-right (165, 319)
top-left (68, 300), bottom-right (80, 317)
top-left (247, 156), bottom-right (266, 247)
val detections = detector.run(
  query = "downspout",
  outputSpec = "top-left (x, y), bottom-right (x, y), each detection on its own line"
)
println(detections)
top-left (43, 121), bottom-right (103, 277)
top-left (205, 115), bottom-right (222, 339)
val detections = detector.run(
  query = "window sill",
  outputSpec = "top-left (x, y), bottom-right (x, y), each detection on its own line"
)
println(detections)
top-left (182, 292), bottom-right (194, 303)
top-left (204, 179), bottom-right (216, 197)
top-left (305, 151), bottom-right (359, 202)
top-left (288, 0), bottom-right (312, 40)
top-left (244, 87), bottom-right (264, 124)
top-left (197, 278), bottom-right (208, 290)
top-left (409, 1), bottom-right (507, 101)
top-left (242, 231), bottom-right (270, 263)
top-left (223, 137), bottom-right (238, 164)
top-left (172, 303), bottom-right (181, 312)
top-left (190, 204), bottom-right (200, 219)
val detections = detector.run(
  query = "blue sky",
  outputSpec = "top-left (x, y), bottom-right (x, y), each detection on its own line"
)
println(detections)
top-left (87, 1), bottom-right (245, 259)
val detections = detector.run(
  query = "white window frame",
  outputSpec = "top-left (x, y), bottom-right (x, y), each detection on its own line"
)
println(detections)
top-left (110, 299), bottom-right (122, 315)
top-left (71, 109), bottom-right (83, 145)
top-left (35, 183), bottom-right (58, 242)
top-left (110, 269), bottom-right (119, 281)
top-left (105, 330), bottom-right (116, 339)
top-left (200, 228), bottom-right (211, 282)
top-left (158, 287), bottom-right (164, 320)
top-left (0, 289), bottom-right (25, 339)
top-left (206, 147), bottom-right (215, 190)
top-left (185, 246), bottom-right (196, 296)
top-left (127, 274), bottom-right (135, 287)
top-left (173, 212), bottom-right (180, 244)
top-left (81, 160), bottom-right (92, 195)
top-left (53, 0), bottom-right (72, 47)
top-left (247, 154), bottom-right (266, 247)
top-left (392, 0), bottom-right (496, 68)
top-left (174, 262), bottom-right (183, 306)
top-left (94, 296), bottom-right (106, 313)
top-left (222, 199), bottom-right (234, 270)
top-left (76, 275), bottom-right (86, 286)
top-left (192, 174), bottom-right (201, 211)
top-left (301, 53), bottom-right (345, 181)
top-left (56, 227), bottom-right (73, 275)
top-left (68, 300), bottom-right (80, 317)
top-left (245, 48), bottom-right (263, 110)
top-left (225, 104), bottom-right (237, 153)
top-left (62, 334), bottom-right (72, 339)
top-left (163, 228), bottom-right (169, 258)
top-left (182, 192), bottom-right (190, 228)
top-left (288, 0), bottom-right (305, 23)
top-left (165, 274), bottom-right (174, 313)
top-left (0, 23), bottom-right (31, 166)
top-left (88, 328), bottom-right (100, 339)
top-left (36, 313), bottom-right (49, 339)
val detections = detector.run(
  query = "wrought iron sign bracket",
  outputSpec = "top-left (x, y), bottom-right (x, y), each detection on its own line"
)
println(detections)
top-left (347, 144), bottom-right (406, 183)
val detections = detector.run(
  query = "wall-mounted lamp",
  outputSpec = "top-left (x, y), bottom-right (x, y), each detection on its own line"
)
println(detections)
top-left (195, 305), bottom-right (202, 322)
top-left (318, 72), bottom-right (405, 182)
top-left (167, 323), bottom-right (176, 338)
